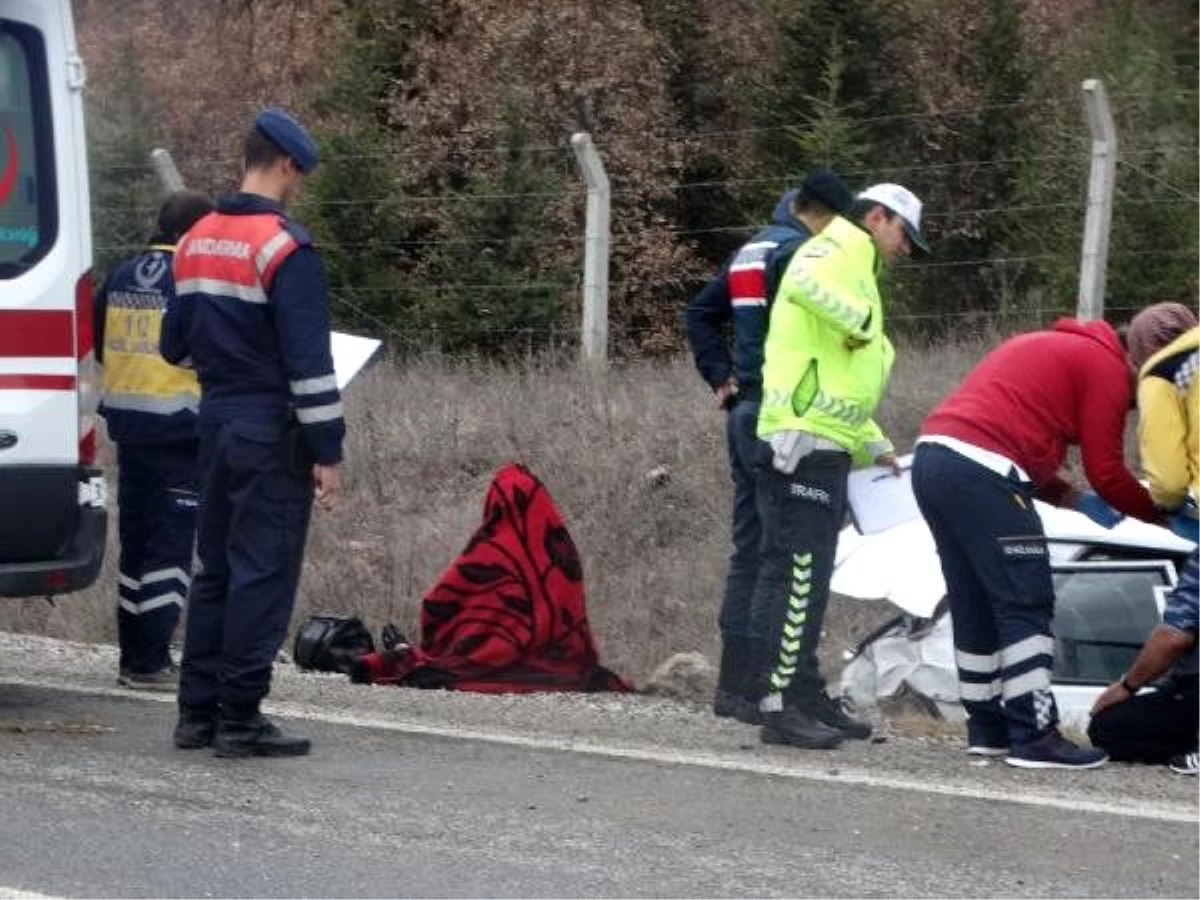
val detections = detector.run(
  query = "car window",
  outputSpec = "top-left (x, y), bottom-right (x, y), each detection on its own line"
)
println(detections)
top-left (0, 21), bottom-right (55, 277)
top-left (1053, 562), bottom-right (1175, 685)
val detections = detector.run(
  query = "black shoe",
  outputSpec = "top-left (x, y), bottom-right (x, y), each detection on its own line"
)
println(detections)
top-left (1005, 729), bottom-right (1107, 770)
top-left (213, 711), bottom-right (311, 758)
top-left (810, 691), bottom-right (873, 740)
top-left (713, 688), bottom-right (741, 718)
top-left (714, 689), bottom-right (765, 726)
top-left (173, 705), bottom-right (217, 750)
top-left (760, 708), bottom-right (843, 749)
top-left (119, 663), bottom-right (180, 693)
top-left (733, 698), bottom-right (764, 726)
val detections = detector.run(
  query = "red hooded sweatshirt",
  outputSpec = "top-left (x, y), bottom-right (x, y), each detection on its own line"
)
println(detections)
top-left (920, 318), bottom-right (1159, 523)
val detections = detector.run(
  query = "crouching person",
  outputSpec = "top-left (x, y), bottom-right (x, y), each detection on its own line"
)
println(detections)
top-left (1088, 552), bottom-right (1198, 775)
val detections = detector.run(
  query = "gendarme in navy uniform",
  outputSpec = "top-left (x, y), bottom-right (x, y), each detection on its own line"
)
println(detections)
top-left (162, 107), bottom-right (344, 758)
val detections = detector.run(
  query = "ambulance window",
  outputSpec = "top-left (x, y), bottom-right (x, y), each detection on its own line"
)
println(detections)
top-left (0, 22), bottom-right (55, 278)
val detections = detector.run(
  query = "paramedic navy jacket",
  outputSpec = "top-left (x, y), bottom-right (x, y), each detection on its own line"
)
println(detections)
top-left (162, 193), bottom-right (344, 465)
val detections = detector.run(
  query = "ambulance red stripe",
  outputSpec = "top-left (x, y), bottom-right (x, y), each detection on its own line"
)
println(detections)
top-left (0, 309), bottom-right (76, 357)
top-left (0, 374), bottom-right (76, 390)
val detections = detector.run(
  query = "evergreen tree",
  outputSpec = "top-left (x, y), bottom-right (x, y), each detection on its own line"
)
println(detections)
top-left (87, 36), bottom-right (161, 278)
top-left (1010, 0), bottom-right (1198, 322)
top-left (638, 0), bottom-right (744, 265)
top-left (754, 0), bottom-right (908, 181)
top-left (784, 38), bottom-right (873, 174)
top-left (897, 0), bottom-right (1037, 330)
top-left (301, 0), bottom-right (431, 345)
top-left (414, 90), bottom-right (572, 355)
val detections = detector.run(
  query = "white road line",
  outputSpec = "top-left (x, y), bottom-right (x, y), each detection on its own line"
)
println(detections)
top-left (0, 888), bottom-right (60, 899)
top-left (8, 675), bottom-right (1197, 825)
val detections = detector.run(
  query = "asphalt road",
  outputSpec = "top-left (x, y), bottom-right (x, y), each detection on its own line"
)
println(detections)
top-left (0, 681), bottom-right (1196, 899)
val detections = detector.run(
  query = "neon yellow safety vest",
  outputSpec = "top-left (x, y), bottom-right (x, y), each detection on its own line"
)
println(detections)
top-left (757, 216), bottom-right (895, 467)
top-left (100, 244), bottom-right (199, 441)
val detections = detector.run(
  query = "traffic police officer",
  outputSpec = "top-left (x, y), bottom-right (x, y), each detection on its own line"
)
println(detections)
top-left (750, 184), bottom-right (928, 749)
top-left (163, 108), bottom-right (344, 758)
top-left (684, 170), bottom-right (854, 724)
top-left (95, 190), bottom-right (213, 690)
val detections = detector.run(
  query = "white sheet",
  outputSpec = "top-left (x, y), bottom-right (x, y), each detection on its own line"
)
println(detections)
top-left (330, 331), bottom-right (382, 391)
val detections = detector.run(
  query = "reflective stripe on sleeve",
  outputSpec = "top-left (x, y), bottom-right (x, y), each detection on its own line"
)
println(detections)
top-left (295, 401), bottom-right (345, 424)
top-left (256, 230), bottom-right (294, 277)
top-left (290, 374), bottom-right (338, 395)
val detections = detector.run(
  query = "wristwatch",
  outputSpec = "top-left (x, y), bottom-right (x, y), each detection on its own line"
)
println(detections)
top-left (1119, 674), bottom-right (1141, 694)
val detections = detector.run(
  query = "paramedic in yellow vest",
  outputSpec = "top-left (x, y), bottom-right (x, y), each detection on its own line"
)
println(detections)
top-left (747, 183), bottom-right (929, 750)
top-left (95, 190), bottom-right (213, 691)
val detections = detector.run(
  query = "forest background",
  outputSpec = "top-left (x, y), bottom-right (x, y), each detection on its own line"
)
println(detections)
top-left (79, 0), bottom-right (1198, 353)
top-left (7, 0), bottom-right (1195, 687)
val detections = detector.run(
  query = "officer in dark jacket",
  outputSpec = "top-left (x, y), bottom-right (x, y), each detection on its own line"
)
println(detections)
top-left (96, 191), bottom-right (213, 691)
top-left (162, 108), bottom-right (344, 758)
top-left (684, 169), bottom-right (854, 724)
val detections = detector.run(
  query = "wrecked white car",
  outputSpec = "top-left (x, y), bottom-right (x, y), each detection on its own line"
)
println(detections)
top-left (833, 502), bottom-right (1196, 731)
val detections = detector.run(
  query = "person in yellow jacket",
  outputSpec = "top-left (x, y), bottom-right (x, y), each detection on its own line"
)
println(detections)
top-left (1127, 303), bottom-right (1198, 541)
top-left (747, 183), bottom-right (928, 749)
top-left (1088, 301), bottom-right (1198, 774)
top-left (95, 190), bottom-right (213, 690)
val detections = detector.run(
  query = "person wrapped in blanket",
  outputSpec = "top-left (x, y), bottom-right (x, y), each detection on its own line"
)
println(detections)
top-left (351, 463), bottom-right (631, 693)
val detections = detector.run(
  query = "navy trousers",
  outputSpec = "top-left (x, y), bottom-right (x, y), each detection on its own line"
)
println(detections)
top-left (747, 447), bottom-right (850, 707)
top-left (179, 421), bottom-right (313, 711)
top-left (718, 400), bottom-right (765, 642)
top-left (911, 442), bottom-right (1060, 747)
top-left (116, 441), bottom-right (199, 674)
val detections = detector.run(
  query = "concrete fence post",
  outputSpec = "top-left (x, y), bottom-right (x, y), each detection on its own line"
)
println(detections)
top-left (1077, 79), bottom-right (1117, 322)
top-left (150, 148), bottom-right (184, 193)
top-left (570, 132), bottom-right (610, 367)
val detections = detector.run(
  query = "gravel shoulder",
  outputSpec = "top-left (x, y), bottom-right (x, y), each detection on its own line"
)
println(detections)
top-left (1, 630), bottom-right (1195, 821)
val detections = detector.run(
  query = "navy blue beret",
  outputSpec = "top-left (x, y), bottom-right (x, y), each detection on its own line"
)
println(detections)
top-left (254, 107), bottom-right (319, 174)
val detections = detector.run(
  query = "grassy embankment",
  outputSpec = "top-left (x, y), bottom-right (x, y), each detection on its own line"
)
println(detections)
top-left (3, 331), bottom-right (1017, 697)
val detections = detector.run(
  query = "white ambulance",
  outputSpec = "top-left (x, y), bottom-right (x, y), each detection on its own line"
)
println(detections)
top-left (0, 0), bottom-right (106, 596)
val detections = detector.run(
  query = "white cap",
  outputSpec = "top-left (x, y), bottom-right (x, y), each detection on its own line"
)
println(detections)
top-left (857, 183), bottom-right (929, 256)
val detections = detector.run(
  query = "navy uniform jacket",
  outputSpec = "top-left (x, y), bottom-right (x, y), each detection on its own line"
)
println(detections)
top-left (684, 190), bottom-right (815, 401)
top-left (161, 193), bottom-right (344, 465)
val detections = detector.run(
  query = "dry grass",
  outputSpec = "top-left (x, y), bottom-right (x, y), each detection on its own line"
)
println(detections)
top-left (0, 333), bottom-right (1000, 688)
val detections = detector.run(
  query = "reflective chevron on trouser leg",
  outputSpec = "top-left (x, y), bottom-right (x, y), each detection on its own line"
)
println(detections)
top-left (116, 570), bottom-right (142, 672)
top-left (118, 565), bottom-right (189, 673)
top-left (745, 449), bottom-right (849, 718)
top-left (768, 551), bottom-right (811, 694)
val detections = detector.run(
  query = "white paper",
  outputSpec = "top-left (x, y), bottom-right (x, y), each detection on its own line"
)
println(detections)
top-left (330, 331), bottom-right (382, 391)
top-left (846, 452), bottom-right (920, 535)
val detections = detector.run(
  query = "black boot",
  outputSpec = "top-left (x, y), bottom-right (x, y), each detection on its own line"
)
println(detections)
top-left (713, 638), bottom-right (750, 719)
top-left (809, 690), bottom-right (873, 740)
top-left (173, 704), bottom-right (218, 750)
top-left (760, 706), bottom-right (844, 749)
top-left (213, 704), bottom-right (311, 758)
